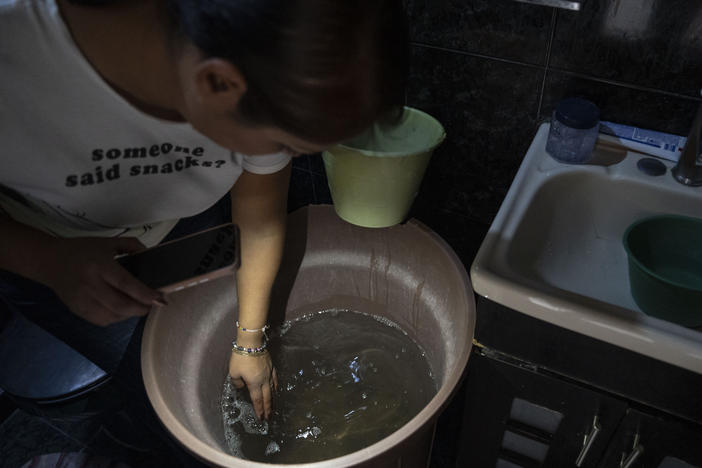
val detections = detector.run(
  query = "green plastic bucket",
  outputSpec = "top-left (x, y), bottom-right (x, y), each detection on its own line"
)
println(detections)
top-left (322, 107), bottom-right (446, 228)
top-left (623, 214), bottom-right (702, 327)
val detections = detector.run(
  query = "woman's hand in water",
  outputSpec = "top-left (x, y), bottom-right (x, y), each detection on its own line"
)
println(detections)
top-left (41, 237), bottom-right (164, 326)
top-left (229, 350), bottom-right (278, 420)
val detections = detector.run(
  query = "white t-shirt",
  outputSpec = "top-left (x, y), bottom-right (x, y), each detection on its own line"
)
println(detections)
top-left (0, 0), bottom-right (291, 246)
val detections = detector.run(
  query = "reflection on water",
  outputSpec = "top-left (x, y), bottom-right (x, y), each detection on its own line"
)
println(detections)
top-left (222, 309), bottom-right (437, 463)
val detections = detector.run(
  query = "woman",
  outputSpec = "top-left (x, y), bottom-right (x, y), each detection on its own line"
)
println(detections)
top-left (0, 0), bottom-right (407, 456)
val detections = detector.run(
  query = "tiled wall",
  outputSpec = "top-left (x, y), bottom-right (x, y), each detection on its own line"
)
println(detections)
top-left (289, 0), bottom-right (702, 267)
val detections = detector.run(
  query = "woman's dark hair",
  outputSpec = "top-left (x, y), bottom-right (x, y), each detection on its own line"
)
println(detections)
top-left (166, 0), bottom-right (409, 143)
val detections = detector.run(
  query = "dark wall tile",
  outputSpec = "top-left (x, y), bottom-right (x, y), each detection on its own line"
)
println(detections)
top-left (409, 198), bottom-right (490, 268)
top-left (407, 0), bottom-right (553, 65)
top-left (541, 70), bottom-right (700, 135)
top-left (291, 154), bottom-right (311, 171)
top-left (308, 153), bottom-right (326, 176)
top-left (312, 172), bottom-right (332, 205)
top-left (550, 0), bottom-right (702, 97)
top-left (407, 45), bottom-right (542, 224)
top-left (287, 168), bottom-right (315, 213)
top-left (286, 0), bottom-right (700, 245)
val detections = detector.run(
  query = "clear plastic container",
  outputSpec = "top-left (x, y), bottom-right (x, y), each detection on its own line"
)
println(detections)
top-left (546, 98), bottom-right (600, 164)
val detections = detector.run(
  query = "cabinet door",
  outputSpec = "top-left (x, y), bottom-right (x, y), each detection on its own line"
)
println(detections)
top-left (456, 351), bottom-right (627, 468)
top-left (597, 409), bottom-right (702, 468)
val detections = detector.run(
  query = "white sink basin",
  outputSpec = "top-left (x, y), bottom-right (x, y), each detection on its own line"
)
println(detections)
top-left (471, 123), bottom-right (702, 373)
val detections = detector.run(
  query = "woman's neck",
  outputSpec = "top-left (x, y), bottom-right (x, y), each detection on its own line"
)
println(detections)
top-left (57, 0), bottom-right (186, 122)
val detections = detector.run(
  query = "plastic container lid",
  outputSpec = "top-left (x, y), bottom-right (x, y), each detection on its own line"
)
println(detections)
top-left (554, 98), bottom-right (600, 129)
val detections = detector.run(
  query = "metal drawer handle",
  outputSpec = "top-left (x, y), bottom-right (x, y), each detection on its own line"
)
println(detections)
top-left (513, 0), bottom-right (582, 11)
top-left (620, 433), bottom-right (644, 468)
top-left (575, 415), bottom-right (601, 467)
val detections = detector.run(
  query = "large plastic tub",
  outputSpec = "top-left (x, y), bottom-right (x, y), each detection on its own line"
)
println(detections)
top-left (141, 205), bottom-right (474, 467)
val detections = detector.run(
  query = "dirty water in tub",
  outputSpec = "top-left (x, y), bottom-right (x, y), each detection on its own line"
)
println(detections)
top-left (221, 309), bottom-right (437, 463)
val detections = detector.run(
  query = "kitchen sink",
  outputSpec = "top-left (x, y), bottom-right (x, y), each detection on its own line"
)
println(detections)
top-left (471, 124), bottom-right (702, 373)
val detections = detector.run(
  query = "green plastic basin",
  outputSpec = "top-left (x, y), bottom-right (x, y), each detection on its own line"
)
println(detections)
top-left (623, 214), bottom-right (702, 327)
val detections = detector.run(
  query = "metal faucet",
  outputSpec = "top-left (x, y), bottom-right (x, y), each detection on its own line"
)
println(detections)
top-left (672, 102), bottom-right (702, 186)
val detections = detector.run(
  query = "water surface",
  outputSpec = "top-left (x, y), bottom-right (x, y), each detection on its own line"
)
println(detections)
top-left (221, 309), bottom-right (436, 463)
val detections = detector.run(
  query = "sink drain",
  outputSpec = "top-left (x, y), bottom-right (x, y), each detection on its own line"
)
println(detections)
top-left (636, 158), bottom-right (666, 176)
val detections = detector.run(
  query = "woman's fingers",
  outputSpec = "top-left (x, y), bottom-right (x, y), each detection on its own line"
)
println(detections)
top-left (248, 384), bottom-right (265, 420)
top-left (90, 278), bottom-right (151, 319)
top-left (228, 352), bottom-right (276, 420)
top-left (232, 376), bottom-right (246, 389)
top-left (272, 367), bottom-right (279, 391)
top-left (111, 236), bottom-right (146, 255)
top-left (75, 296), bottom-right (124, 327)
top-left (104, 263), bottom-right (162, 308)
top-left (261, 381), bottom-right (273, 420)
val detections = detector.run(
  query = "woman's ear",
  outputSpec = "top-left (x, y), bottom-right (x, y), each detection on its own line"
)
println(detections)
top-left (192, 58), bottom-right (247, 111)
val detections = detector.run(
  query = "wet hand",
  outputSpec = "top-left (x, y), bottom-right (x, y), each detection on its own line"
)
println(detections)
top-left (229, 350), bottom-right (278, 420)
top-left (41, 236), bottom-right (164, 326)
